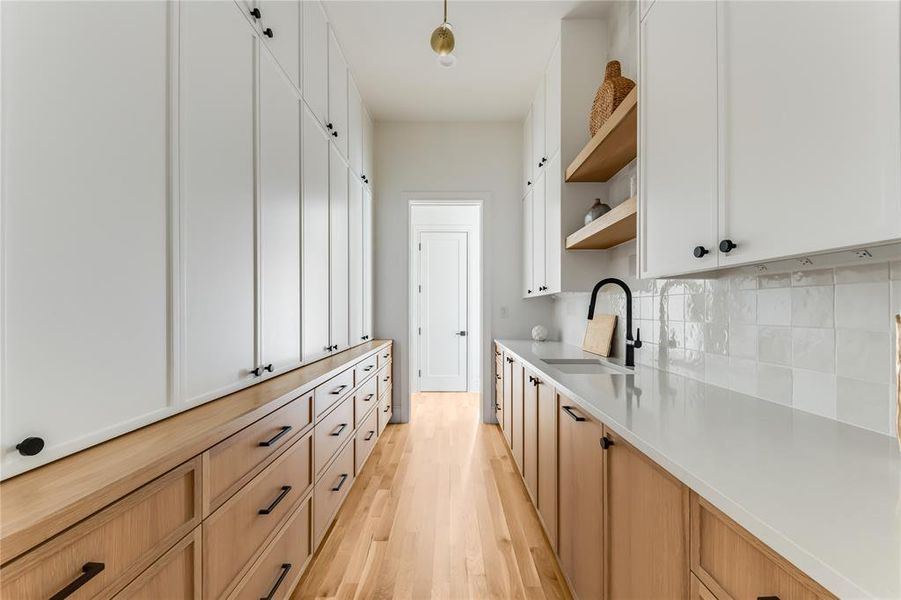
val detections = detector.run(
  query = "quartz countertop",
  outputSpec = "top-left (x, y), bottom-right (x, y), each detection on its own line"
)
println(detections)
top-left (496, 339), bottom-right (901, 599)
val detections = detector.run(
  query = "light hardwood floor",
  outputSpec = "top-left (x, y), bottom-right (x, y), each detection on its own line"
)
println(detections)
top-left (292, 392), bottom-right (571, 600)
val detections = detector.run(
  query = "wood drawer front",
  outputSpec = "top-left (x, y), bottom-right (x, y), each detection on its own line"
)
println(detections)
top-left (203, 434), bottom-right (312, 600)
top-left (354, 407), bottom-right (379, 475)
top-left (204, 393), bottom-right (313, 514)
top-left (313, 439), bottom-right (355, 546)
top-left (377, 345), bottom-right (392, 367)
top-left (115, 528), bottom-right (201, 600)
top-left (228, 497), bottom-right (310, 600)
top-left (353, 375), bottom-right (378, 428)
top-left (378, 391), bottom-right (392, 435)
top-left (377, 365), bottom-right (391, 399)
top-left (314, 395), bottom-right (354, 476)
top-left (353, 354), bottom-right (378, 383)
top-left (0, 459), bottom-right (200, 600)
top-left (691, 494), bottom-right (834, 600)
top-left (314, 367), bottom-right (354, 418)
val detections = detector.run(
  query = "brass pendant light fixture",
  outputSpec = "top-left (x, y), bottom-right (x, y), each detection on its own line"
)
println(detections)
top-left (430, 0), bottom-right (456, 67)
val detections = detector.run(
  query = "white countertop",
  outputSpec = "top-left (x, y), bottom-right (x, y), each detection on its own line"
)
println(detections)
top-left (496, 339), bottom-right (901, 599)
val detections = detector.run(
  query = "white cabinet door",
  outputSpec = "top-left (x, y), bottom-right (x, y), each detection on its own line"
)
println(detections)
top-left (259, 47), bottom-right (301, 373)
top-left (544, 154), bottom-right (562, 294)
top-left (302, 0), bottom-right (328, 126)
top-left (531, 80), bottom-right (546, 175)
top-left (523, 109), bottom-right (533, 196)
top-left (717, 0), bottom-right (901, 267)
top-left (639, 0), bottom-right (718, 278)
top-left (180, 1), bottom-right (256, 404)
top-left (347, 75), bottom-right (363, 177)
top-left (1, 1), bottom-right (170, 474)
top-left (362, 188), bottom-right (374, 340)
top-left (302, 106), bottom-right (331, 361)
top-left (544, 40), bottom-right (561, 160)
top-left (348, 174), bottom-right (364, 345)
top-left (259, 0), bottom-right (300, 89)
top-left (523, 190), bottom-right (534, 298)
top-left (532, 174), bottom-right (547, 294)
top-left (329, 145), bottom-right (350, 352)
top-left (362, 109), bottom-right (374, 187)
top-left (327, 29), bottom-right (349, 158)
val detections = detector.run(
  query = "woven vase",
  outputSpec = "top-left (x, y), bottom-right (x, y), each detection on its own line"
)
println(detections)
top-left (589, 60), bottom-right (636, 137)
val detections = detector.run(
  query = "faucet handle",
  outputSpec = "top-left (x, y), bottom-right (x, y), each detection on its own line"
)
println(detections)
top-left (633, 327), bottom-right (643, 349)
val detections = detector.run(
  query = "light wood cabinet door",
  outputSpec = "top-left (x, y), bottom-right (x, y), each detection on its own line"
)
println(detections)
top-left (329, 144), bottom-right (350, 352)
top-left (180, 0), bottom-right (256, 405)
top-left (327, 29), bottom-right (349, 158)
top-left (544, 39), bottom-right (561, 160)
top-left (348, 175), bottom-right (364, 345)
top-left (302, 0), bottom-right (328, 126)
top-left (502, 356), bottom-right (513, 448)
top-left (522, 369), bottom-right (539, 503)
top-left (302, 105), bottom-right (331, 362)
top-left (0, 0), bottom-right (171, 475)
top-left (362, 188), bottom-right (374, 340)
top-left (259, 46), bottom-right (301, 374)
top-left (259, 0), bottom-right (300, 89)
top-left (639, 0), bottom-right (718, 278)
top-left (603, 428), bottom-right (689, 599)
top-left (557, 399), bottom-right (604, 600)
top-left (510, 359), bottom-right (525, 474)
top-left (522, 191), bottom-right (534, 297)
top-left (115, 528), bottom-right (201, 600)
top-left (537, 385), bottom-right (558, 548)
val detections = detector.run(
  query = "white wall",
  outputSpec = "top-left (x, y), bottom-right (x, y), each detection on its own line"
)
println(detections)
top-left (374, 121), bottom-right (554, 423)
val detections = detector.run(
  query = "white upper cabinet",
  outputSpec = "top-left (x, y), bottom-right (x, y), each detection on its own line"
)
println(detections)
top-left (544, 40), bottom-right (562, 161)
top-left (328, 28), bottom-right (349, 158)
top-left (523, 191), bottom-right (535, 297)
top-left (639, 0), bottom-right (718, 278)
top-left (522, 109), bottom-right (533, 195)
top-left (348, 75), bottom-right (364, 177)
top-left (257, 0), bottom-right (300, 89)
top-left (259, 46), bottom-right (301, 374)
top-left (0, 0), bottom-right (171, 475)
top-left (544, 153), bottom-right (562, 293)
top-left (716, 0), bottom-right (901, 267)
top-left (362, 188), bottom-right (374, 340)
top-left (180, 1), bottom-right (256, 405)
top-left (329, 145), bottom-right (350, 352)
top-left (531, 79), bottom-right (546, 175)
top-left (302, 106), bottom-right (331, 362)
top-left (348, 175), bottom-right (364, 345)
top-left (362, 109), bottom-right (374, 187)
top-left (532, 175), bottom-right (547, 293)
top-left (302, 0), bottom-right (328, 126)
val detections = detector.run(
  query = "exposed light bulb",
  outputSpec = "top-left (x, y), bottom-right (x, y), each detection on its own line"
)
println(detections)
top-left (437, 53), bottom-right (457, 68)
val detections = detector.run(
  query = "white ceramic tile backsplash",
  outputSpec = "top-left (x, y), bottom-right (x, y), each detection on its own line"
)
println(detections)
top-left (550, 246), bottom-right (900, 437)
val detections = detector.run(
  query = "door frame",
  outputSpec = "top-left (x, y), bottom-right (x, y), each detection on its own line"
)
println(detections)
top-left (406, 195), bottom-right (486, 420)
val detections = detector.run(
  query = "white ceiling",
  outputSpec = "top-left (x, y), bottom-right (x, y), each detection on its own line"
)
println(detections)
top-left (322, 1), bottom-right (613, 122)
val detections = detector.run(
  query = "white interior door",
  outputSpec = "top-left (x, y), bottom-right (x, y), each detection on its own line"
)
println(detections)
top-left (418, 231), bottom-right (468, 391)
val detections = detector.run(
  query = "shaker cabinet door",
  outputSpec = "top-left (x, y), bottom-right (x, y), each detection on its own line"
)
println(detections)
top-left (259, 0), bottom-right (300, 89)
top-left (302, 0), bottom-right (329, 126)
top-left (329, 145), bottom-right (350, 352)
top-left (531, 79), bottom-right (546, 174)
top-left (348, 175), bottom-right (364, 345)
top-left (327, 29), bottom-right (349, 158)
top-left (531, 174), bottom-right (547, 293)
top-left (522, 191), bottom-right (534, 298)
top-left (347, 76), bottom-right (364, 177)
top-left (544, 40), bottom-right (561, 160)
top-left (543, 153), bottom-right (562, 294)
top-left (362, 188), bottom-right (374, 340)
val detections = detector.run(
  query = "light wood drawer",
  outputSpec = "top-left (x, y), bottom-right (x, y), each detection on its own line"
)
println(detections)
top-left (314, 395), bottom-right (354, 476)
top-left (353, 376), bottom-right (378, 427)
top-left (377, 345), bottom-right (392, 367)
top-left (353, 353), bottom-right (378, 383)
top-left (227, 497), bottom-right (311, 600)
top-left (204, 433), bottom-right (312, 600)
top-left (314, 368), bottom-right (354, 417)
top-left (313, 438), bottom-right (355, 547)
top-left (0, 459), bottom-right (200, 600)
top-left (354, 407), bottom-right (379, 475)
top-left (377, 365), bottom-right (392, 398)
top-left (691, 493), bottom-right (835, 600)
top-left (203, 393), bottom-right (313, 514)
top-left (378, 390), bottom-right (392, 435)
top-left (115, 528), bottom-right (201, 599)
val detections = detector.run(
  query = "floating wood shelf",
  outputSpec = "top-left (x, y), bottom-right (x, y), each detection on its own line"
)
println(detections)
top-left (565, 87), bottom-right (637, 182)
top-left (565, 197), bottom-right (637, 250)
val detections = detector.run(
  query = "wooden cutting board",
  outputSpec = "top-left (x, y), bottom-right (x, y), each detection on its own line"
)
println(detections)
top-left (583, 313), bottom-right (617, 357)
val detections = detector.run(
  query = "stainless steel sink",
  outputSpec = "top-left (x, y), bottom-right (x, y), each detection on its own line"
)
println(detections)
top-left (540, 358), bottom-right (631, 375)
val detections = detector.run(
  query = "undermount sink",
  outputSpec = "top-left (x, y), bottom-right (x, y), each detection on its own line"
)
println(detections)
top-left (540, 358), bottom-right (631, 375)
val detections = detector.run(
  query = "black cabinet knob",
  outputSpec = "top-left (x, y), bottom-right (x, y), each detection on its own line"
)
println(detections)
top-left (600, 436), bottom-right (614, 450)
top-left (527, 180), bottom-right (532, 186)
top-left (527, 289), bottom-right (532, 294)
top-left (16, 436), bottom-right (44, 456)
top-left (250, 7), bottom-right (261, 19)
top-left (719, 239), bottom-right (737, 253)
top-left (250, 366), bottom-right (263, 377)
top-left (332, 130), bottom-right (338, 138)
top-left (326, 123), bottom-right (334, 130)
top-left (263, 28), bottom-right (273, 38)
top-left (693, 245), bottom-right (709, 258)
top-left (263, 363), bottom-right (274, 373)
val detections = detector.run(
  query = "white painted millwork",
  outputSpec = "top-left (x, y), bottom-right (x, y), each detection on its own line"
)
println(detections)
top-left (418, 232), bottom-right (468, 391)
top-left (257, 0), bottom-right (300, 89)
top-left (328, 28), bottom-right (349, 158)
top-left (543, 40), bottom-right (561, 161)
top-left (347, 76), bottom-right (364, 177)
top-left (530, 78), bottom-right (546, 176)
top-left (362, 109), bottom-right (375, 187)
top-left (0, 0), bottom-right (172, 475)
top-left (302, 0), bottom-right (328, 125)
top-left (523, 191), bottom-right (534, 297)
top-left (179, 0), bottom-right (256, 406)
top-left (522, 109), bottom-right (533, 195)
top-left (362, 189), bottom-right (374, 340)
top-left (531, 175), bottom-right (547, 293)
top-left (329, 144), bottom-right (350, 352)
top-left (543, 153), bottom-right (562, 293)
top-left (348, 174), bottom-right (364, 345)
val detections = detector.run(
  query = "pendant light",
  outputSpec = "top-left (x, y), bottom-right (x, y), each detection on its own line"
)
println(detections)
top-left (430, 0), bottom-right (456, 67)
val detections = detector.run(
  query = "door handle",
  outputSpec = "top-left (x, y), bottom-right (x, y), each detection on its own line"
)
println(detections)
top-left (562, 405), bottom-right (586, 422)
top-left (49, 562), bottom-right (105, 600)
top-left (455, 330), bottom-right (466, 336)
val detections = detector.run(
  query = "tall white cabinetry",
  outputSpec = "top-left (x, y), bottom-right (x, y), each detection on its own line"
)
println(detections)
top-left (329, 145), bottom-right (350, 352)
top-left (639, 0), bottom-right (901, 278)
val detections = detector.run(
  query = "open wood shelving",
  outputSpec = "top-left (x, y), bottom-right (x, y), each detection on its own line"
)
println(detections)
top-left (565, 87), bottom-right (637, 183)
top-left (565, 196), bottom-right (637, 250)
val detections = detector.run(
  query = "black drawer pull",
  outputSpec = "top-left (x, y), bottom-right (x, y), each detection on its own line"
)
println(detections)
top-left (496, 374), bottom-right (501, 380)
top-left (562, 406), bottom-right (586, 422)
top-left (363, 393), bottom-right (374, 401)
top-left (757, 597), bottom-right (780, 600)
top-left (258, 485), bottom-right (291, 515)
top-left (260, 563), bottom-right (292, 600)
top-left (330, 423), bottom-right (347, 437)
top-left (505, 356), bottom-right (514, 363)
top-left (365, 430), bottom-right (375, 441)
top-left (382, 376), bottom-right (389, 382)
top-left (383, 404), bottom-right (390, 413)
top-left (331, 384), bottom-right (348, 395)
top-left (332, 473), bottom-right (348, 492)
top-left (49, 562), bottom-right (105, 600)
top-left (364, 365), bottom-right (374, 371)
top-left (258, 425), bottom-right (292, 447)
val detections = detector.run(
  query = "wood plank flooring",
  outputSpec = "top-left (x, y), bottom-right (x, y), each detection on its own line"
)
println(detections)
top-left (292, 392), bottom-right (571, 600)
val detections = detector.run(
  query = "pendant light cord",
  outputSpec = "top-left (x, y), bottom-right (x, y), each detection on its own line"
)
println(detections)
top-left (443, 0), bottom-right (448, 23)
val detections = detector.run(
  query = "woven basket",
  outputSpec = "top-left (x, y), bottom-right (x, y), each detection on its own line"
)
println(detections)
top-left (589, 61), bottom-right (636, 137)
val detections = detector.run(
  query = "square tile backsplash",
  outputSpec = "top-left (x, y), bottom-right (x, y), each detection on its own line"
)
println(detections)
top-left (551, 254), bottom-right (900, 438)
